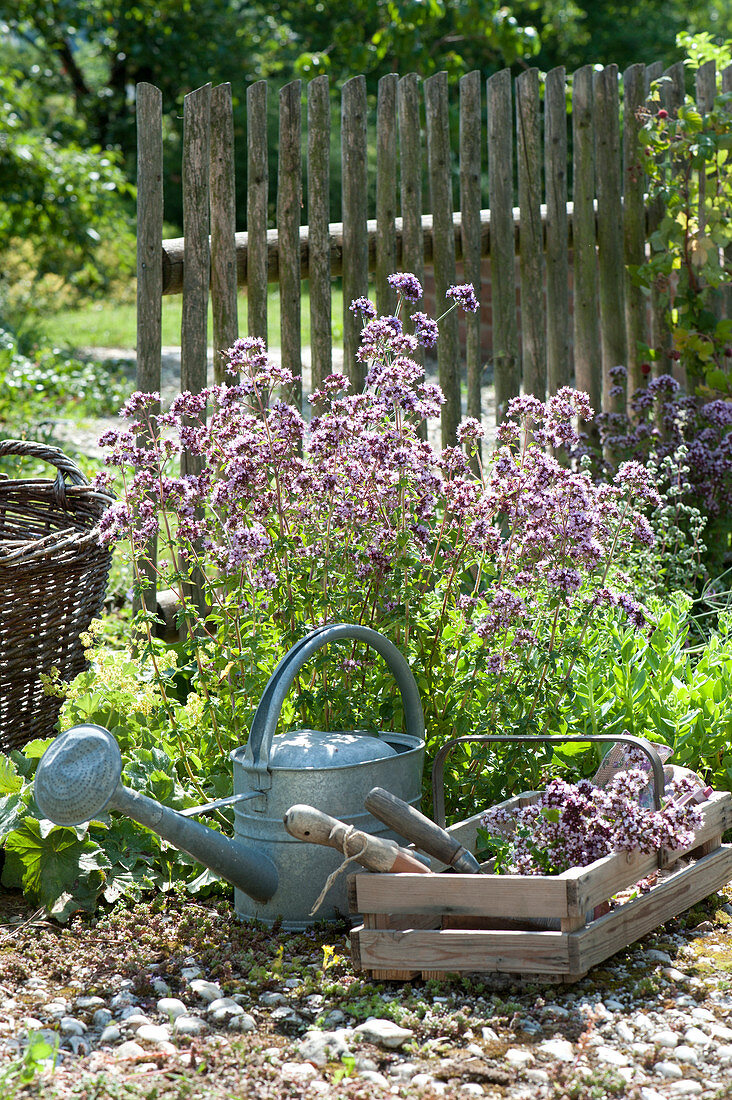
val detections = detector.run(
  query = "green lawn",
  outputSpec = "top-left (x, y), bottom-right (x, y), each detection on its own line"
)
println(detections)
top-left (41, 283), bottom-right (345, 351)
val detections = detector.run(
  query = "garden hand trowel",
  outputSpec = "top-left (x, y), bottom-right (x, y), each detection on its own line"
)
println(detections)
top-left (364, 786), bottom-right (481, 873)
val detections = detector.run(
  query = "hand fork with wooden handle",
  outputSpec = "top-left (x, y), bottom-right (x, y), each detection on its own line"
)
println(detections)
top-left (283, 804), bottom-right (432, 873)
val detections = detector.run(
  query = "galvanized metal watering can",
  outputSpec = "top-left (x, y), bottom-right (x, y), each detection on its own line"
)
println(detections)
top-left (33, 624), bottom-right (425, 927)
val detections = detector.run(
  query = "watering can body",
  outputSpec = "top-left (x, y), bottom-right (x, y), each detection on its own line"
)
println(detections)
top-left (231, 623), bottom-right (425, 927)
top-left (33, 624), bottom-right (424, 928)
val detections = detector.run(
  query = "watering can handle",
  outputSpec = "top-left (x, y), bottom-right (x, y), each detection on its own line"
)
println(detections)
top-left (243, 624), bottom-right (425, 774)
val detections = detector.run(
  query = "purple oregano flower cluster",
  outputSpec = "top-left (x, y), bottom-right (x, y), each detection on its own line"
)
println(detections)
top-left (96, 273), bottom-right (659, 723)
top-left (595, 368), bottom-right (732, 519)
top-left (481, 770), bottom-right (703, 876)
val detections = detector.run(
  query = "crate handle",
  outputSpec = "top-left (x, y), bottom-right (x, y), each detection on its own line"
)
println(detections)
top-left (431, 733), bottom-right (666, 828)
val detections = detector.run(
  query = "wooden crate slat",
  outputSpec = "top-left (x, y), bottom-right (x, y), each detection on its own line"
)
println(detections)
top-left (564, 791), bottom-right (731, 914)
top-left (352, 870), bottom-right (570, 919)
top-left (572, 845), bottom-right (732, 974)
top-left (353, 927), bottom-right (570, 975)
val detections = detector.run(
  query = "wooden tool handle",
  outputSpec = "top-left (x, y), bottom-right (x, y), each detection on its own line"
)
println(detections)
top-left (283, 804), bottom-right (430, 874)
top-left (365, 786), bottom-right (480, 872)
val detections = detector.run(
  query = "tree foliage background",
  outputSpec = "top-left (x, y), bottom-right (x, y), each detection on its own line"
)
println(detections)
top-left (0, 0), bottom-right (730, 324)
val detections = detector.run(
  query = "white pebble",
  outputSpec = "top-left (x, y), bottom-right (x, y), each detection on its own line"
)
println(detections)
top-left (640, 1089), bottom-right (667, 1100)
top-left (189, 979), bottom-right (223, 1003)
top-left (59, 1017), bottom-right (86, 1036)
top-left (411, 1073), bottom-right (440, 1088)
top-left (668, 1083), bottom-right (703, 1097)
top-left (716, 1044), bottom-right (732, 1062)
top-left (174, 1015), bottom-right (209, 1037)
top-left (92, 1009), bottom-right (113, 1029)
top-left (157, 998), bottom-right (188, 1021)
top-left (683, 1026), bottom-right (711, 1046)
top-left (354, 1018), bottom-right (413, 1049)
top-left (459, 1085), bottom-right (484, 1097)
top-left (671, 1045), bottom-right (698, 1064)
top-left (152, 978), bottom-right (172, 996)
top-left (654, 1030), bottom-right (679, 1048)
top-left (615, 1021), bottom-right (635, 1042)
top-left (655, 1061), bottom-right (684, 1079)
top-left (207, 997), bottom-right (244, 1016)
top-left (115, 1040), bottom-right (146, 1060)
top-left (75, 996), bottom-right (106, 1010)
top-left (281, 1061), bottom-right (319, 1081)
top-left (358, 1070), bottom-right (390, 1088)
top-left (481, 1026), bottom-right (499, 1042)
top-left (662, 968), bottom-right (687, 982)
top-left (537, 1039), bottom-right (574, 1061)
top-left (711, 1024), bottom-right (732, 1043)
top-left (180, 966), bottom-right (203, 981)
top-left (229, 1013), bottom-right (256, 1033)
top-left (504, 1048), bottom-right (534, 1067)
top-left (595, 1046), bottom-right (630, 1066)
top-left (136, 1024), bottom-right (171, 1045)
top-left (121, 1014), bottom-right (152, 1031)
top-left (100, 1025), bottom-right (122, 1044)
top-left (524, 1069), bottom-right (550, 1083)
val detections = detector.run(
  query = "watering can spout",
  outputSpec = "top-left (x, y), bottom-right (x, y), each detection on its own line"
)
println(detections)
top-left (33, 725), bottom-right (279, 905)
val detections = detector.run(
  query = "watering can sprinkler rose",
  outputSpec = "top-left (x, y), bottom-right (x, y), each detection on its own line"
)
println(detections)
top-left (34, 624), bottom-right (425, 927)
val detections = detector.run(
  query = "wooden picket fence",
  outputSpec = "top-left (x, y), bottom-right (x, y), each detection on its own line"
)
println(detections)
top-left (136, 60), bottom-right (732, 452)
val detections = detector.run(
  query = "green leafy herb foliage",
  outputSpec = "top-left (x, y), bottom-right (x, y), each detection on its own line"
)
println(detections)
top-left (6, 281), bottom-right (732, 920)
top-left (635, 52), bottom-right (732, 395)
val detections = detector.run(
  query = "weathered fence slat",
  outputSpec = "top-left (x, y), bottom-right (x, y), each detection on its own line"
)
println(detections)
top-left (246, 81), bottom-right (269, 346)
top-left (342, 75), bottom-right (369, 389)
top-left (623, 63), bottom-right (648, 400)
top-left (278, 80), bottom-right (303, 408)
top-left (137, 85), bottom-right (164, 403)
top-left (210, 83), bottom-right (238, 382)
top-left (180, 82), bottom-right (212, 623)
top-left (572, 66), bottom-right (602, 422)
top-left (307, 74), bottom-right (331, 396)
top-left (135, 82), bottom-right (163, 613)
top-left (425, 71), bottom-right (461, 447)
top-left (487, 69), bottom-right (519, 424)
top-left (594, 65), bottom-right (626, 411)
top-left (397, 74), bottom-right (427, 439)
top-left (376, 74), bottom-right (398, 315)
top-left (645, 61), bottom-right (669, 379)
top-left (516, 68), bottom-right (545, 400)
top-left (398, 75), bottom-right (425, 288)
top-left (181, 82), bottom-right (212, 439)
top-left (544, 66), bottom-right (570, 396)
top-left (459, 70), bottom-right (483, 447)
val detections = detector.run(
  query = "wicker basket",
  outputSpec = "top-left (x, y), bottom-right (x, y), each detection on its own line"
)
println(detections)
top-left (0, 439), bottom-right (113, 751)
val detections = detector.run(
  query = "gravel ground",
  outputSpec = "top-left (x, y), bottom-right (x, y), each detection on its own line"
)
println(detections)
top-left (2, 882), bottom-right (732, 1099)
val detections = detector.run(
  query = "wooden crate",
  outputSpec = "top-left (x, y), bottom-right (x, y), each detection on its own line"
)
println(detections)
top-left (349, 790), bottom-right (732, 981)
